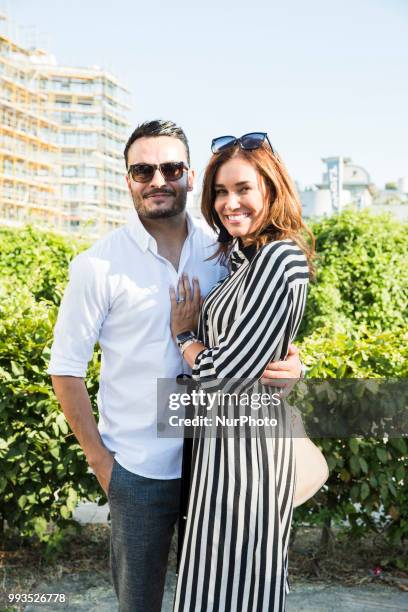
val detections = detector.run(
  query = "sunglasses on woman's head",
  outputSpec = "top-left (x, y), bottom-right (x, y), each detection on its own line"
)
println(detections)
top-left (211, 132), bottom-right (274, 155)
top-left (127, 161), bottom-right (189, 183)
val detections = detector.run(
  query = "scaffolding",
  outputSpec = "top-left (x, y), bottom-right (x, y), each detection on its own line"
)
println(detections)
top-left (0, 14), bottom-right (131, 237)
top-left (0, 33), bottom-right (61, 230)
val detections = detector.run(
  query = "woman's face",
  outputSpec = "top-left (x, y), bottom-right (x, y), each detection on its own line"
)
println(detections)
top-left (213, 156), bottom-right (266, 238)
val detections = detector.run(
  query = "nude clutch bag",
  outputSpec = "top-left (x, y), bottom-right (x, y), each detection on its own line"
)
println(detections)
top-left (290, 406), bottom-right (329, 508)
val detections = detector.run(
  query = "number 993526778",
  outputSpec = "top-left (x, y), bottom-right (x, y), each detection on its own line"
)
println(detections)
top-left (8, 592), bottom-right (67, 604)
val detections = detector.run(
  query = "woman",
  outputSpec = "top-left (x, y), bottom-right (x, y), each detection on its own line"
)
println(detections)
top-left (170, 132), bottom-right (314, 611)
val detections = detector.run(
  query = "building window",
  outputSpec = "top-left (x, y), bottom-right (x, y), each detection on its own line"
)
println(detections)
top-left (62, 166), bottom-right (78, 177)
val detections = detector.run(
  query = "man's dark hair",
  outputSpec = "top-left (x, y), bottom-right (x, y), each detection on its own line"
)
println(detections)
top-left (124, 119), bottom-right (190, 168)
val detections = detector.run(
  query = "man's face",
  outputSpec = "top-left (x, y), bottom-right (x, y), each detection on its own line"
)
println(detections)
top-left (125, 136), bottom-right (194, 220)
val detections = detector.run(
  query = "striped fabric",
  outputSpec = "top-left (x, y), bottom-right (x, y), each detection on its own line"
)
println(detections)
top-left (173, 239), bottom-right (309, 612)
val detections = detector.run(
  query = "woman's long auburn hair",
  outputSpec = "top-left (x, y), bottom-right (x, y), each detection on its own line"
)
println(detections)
top-left (200, 144), bottom-right (315, 277)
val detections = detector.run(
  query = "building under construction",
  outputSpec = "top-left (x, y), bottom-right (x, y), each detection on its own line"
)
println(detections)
top-left (0, 13), bottom-right (131, 236)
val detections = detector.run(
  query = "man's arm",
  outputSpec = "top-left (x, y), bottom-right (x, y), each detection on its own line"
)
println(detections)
top-left (48, 253), bottom-right (111, 494)
top-left (260, 344), bottom-right (303, 397)
top-left (51, 375), bottom-right (113, 496)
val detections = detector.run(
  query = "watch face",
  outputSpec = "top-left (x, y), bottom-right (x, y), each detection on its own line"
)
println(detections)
top-left (177, 331), bottom-right (194, 345)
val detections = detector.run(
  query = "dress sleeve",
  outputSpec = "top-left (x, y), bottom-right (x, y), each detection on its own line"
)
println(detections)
top-left (47, 253), bottom-right (109, 377)
top-left (192, 242), bottom-right (308, 382)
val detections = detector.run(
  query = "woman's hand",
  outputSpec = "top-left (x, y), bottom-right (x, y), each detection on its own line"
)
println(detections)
top-left (169, 273), bottom-right (201, 339)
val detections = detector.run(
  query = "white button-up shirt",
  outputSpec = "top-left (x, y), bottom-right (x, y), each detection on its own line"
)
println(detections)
top-left (48, 210), bottom-right (225, 479)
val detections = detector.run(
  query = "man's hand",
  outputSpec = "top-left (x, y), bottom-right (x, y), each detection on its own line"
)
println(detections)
top-left (51, 376), bottom-right (116, 498)
top-left (91, 449), bottom-right (115, 497)
top-left (260, 344), bottom-right (302, 395)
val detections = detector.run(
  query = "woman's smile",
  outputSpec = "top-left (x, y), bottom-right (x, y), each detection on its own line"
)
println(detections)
top-left (214, 157), bottom-right (265, 237)
top-left (223, 211), bottom-right (251, 224)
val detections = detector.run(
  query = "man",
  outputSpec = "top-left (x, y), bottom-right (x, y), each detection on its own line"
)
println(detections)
top-left (48, 120), bottom-right (302, 612)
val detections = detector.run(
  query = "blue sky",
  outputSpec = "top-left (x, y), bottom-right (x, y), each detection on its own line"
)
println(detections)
top-left (3, 0), bottom-right (407, 189)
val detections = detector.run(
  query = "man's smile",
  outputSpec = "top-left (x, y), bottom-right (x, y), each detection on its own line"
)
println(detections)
top-left (144, 192), bottom-right (174, 199)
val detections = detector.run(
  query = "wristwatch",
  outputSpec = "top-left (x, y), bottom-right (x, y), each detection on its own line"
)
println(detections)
top-left (176, 331), bottom-right (197, 354)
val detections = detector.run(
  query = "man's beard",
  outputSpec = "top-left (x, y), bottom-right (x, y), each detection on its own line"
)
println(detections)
top-left (131, 188), bottom-right (187, 219)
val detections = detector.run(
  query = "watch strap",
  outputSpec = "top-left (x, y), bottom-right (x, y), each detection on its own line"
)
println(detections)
top-left (176, 331), bottom-right (197, 351)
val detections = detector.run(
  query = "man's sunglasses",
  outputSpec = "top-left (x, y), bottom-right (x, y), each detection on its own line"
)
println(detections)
top-left (128, 161), bottom-right (189, 183)
top-left (211, 132), bottom-right (274, 154)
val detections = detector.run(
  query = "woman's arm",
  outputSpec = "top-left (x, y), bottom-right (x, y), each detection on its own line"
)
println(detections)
top-left (171, 242), bottom-right (308, 382)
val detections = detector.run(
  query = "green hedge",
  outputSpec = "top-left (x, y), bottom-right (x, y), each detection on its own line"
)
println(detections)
top-left (292, 210), bottom-right (408, 546)
top-left (299, 208), bottom-right (408, 336)
top-left (295, 326), bottom-right (407, 545)
top-left (0, 286), bottom-right (100, 543)
top-left (0, 211), bottom-right (407, 549)
top-left (0, 226), bottom-right (85, 304)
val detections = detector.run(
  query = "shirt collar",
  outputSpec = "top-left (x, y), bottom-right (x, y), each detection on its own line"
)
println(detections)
top-left (230, 238), bottom-right (257, 272)
top-left (125, 208), bottom-right (196, 253)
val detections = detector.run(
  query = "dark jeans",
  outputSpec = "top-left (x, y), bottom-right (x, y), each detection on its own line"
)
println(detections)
top-left (108, 459), bottom-right (181, 612)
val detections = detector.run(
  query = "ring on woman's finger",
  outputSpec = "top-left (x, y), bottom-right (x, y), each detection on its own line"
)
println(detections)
top-left (177, 297), bottom-right (186, 303)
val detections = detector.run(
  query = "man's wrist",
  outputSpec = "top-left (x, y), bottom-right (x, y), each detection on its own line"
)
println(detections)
top-left (174, 328), bottom-right (194, 338)
top-left (176, 330), bottom-right (197, 353)
top-left (87, 446), bottom-right (113, 471)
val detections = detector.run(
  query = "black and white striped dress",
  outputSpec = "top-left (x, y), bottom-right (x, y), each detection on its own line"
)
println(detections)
top-left (174, 239), bottom-right (309, 612)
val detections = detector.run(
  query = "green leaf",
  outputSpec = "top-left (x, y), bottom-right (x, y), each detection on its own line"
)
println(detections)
top-left (349, 439), bottom-right (359, 455)
top-left (33, 517), bottom-right (48, 539)
top-left (18, 495), bottom-right (27, 509)
top-left (369, 474), bottom-right (378, 487)
top-left (389, 438), bottom-right (407, 453)
top-left (366, 380), bottom-right (379, 394)
top-left (10, 361), bottom-right (24, 377)
top-left (327, 456), bottom-right (337, 471)
top-left (0, 366), bottom-right (12, 381)
top-left (376, 448), bottom-right (388, 464)
top-left (60, 505), bottom-right (71, 519)
top-left (359, 457), bottom-right (369, 474)
top-left (56, 413), bottom-right (68, 435)
top-left (50, 447), bottom-right (60, 460)
top-left (388, 481), bottom-right (397, 496)
top-left (66, 488), bottom-right (78, 511)
top-left (350, 455), bottom-right (361, 476)
top-left (360, 482), bottom-right (370, 500)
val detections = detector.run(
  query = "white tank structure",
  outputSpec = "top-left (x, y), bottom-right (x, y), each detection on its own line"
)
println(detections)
top-left (300, 156), bottom-right (373, 218)
top-left (300, 187), bottom-right (352, 218)
top-left (342, 160), bottom-right (373, 209)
